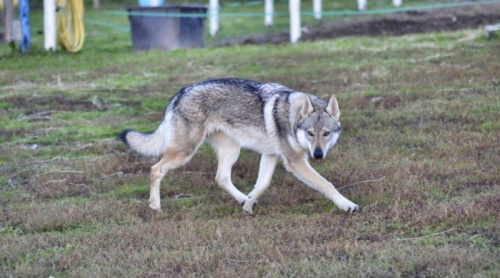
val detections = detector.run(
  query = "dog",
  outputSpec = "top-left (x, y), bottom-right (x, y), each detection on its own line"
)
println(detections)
top-left (118, 78), bottom-right (358, 214)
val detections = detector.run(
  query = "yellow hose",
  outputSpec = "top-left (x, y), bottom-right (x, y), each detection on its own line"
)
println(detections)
top-left (56, 0), bottom-right (85, 52)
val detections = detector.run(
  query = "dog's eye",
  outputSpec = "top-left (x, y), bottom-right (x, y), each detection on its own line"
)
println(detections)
top-left (323, 132), bottom-right (331, 137)
top-left (307, 131), bottom-right (314, 136)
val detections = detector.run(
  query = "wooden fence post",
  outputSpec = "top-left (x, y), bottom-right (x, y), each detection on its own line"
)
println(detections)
top-left (3, 0), bottom-right (14, 43)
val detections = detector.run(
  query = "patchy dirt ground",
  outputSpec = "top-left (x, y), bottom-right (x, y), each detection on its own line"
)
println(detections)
top-left (213, 2), bottom-right (500, 46)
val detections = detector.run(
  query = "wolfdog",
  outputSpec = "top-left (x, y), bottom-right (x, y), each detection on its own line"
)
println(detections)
top-left (118, 78), bottom-right (358, 214)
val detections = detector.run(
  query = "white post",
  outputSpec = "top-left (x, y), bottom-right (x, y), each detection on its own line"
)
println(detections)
top-left (209, 0), bottom-right (219, 36)
top-left (44, 0), bottom-right (56, 51)
top-left (289, 0), bottom-right (300, 43)
top-left (392, 0), bottom-right (402, 7)
top-left (313, 0), bottom-right (321, 20)
top-left (264, 0), bottom-right (273, 27)
top-left (357, 0), bottom-right (367, 11)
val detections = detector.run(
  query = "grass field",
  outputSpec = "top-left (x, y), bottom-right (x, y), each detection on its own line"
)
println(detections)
top-left (1, 2), bottom-right (500, 277)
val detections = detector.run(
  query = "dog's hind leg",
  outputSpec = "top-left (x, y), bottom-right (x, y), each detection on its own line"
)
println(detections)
top-left (243, 154), bottom-right (279, 215)
top-left (208, 132), bottom-right (248, 204)
top-left (149, 125), bottom-right (205, 211)
top-left (149, 147), bottom-right (198, 211)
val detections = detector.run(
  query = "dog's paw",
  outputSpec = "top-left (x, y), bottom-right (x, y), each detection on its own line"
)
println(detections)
top-left (337, 199), bottom-right (359, 213)
top-left (344, 204), bottom-right (359, 213)
top-left (333, 192), bottom-right (359, 213)
top-left (149, 198), bottom-right (162, 212)
top-left (242, 199), bottom-right (257, 216)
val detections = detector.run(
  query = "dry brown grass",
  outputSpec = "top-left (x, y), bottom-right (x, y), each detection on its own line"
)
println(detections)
top-left (1, 29), bottom-right (499, 276)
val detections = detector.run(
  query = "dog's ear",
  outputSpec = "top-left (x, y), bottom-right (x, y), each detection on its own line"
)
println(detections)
top-left (326, 95), bottom-right (340, 119)
top-left (300, 95), bottom-right (315, 118)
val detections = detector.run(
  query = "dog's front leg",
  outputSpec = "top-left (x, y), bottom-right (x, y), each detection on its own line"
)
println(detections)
top-left (284, 158), bottom-right (359, 212)
top-left (243, 154), bottom-right (279, 215)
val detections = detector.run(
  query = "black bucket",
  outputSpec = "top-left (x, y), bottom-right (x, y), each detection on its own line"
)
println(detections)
top-left (126, 5), bottom-right (207, 52)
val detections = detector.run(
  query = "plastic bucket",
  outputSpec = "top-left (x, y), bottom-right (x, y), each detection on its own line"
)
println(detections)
top-left (127, 5), bottom-right (207, 52)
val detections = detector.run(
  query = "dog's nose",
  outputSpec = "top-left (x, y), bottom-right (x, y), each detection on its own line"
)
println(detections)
top-left (313, 149), bottom-right (323, 159)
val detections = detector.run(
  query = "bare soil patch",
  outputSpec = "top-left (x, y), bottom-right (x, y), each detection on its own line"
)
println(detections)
top-left (213, 2), bottom-right (500, 46)
top-left (4, 94), bottom-right (101, 114)
top-left (2, 93), bottom-right (142, 115)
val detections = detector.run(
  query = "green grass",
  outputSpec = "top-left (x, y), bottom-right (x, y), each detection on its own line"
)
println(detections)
top-left (1, 1), bottom-right (500, 277)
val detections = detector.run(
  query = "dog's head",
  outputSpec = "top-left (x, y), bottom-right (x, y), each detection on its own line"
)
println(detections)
top-left (296, 95), bottom-right (341, 159)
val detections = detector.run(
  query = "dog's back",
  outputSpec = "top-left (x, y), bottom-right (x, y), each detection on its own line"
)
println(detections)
top-left (161, 78), bottom-right (305, 155)
top-left (168, 78), bottom-right (271, 130)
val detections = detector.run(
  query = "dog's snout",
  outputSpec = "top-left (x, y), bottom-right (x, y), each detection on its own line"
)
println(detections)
top-left (313, 148), bottom-right (323, 159)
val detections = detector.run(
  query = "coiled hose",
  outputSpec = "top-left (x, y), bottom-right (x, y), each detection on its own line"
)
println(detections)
top-left (56, 0), bottom-right (84, 52)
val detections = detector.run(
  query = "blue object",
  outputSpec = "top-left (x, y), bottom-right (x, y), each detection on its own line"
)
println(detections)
top-left (19, 0), bottom-right (30, 52)
top-left (138, 0), bottom-right (165, 7)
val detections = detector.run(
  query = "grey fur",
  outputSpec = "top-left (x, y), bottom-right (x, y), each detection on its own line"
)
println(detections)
top-left (119, 78), bottom-right (358, 214)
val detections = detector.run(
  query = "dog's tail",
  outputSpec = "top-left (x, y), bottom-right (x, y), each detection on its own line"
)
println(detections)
top-left (117, 121), bottom-right (170, 157)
